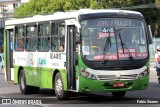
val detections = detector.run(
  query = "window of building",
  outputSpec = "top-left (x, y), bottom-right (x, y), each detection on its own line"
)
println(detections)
top-left (51, 22), bottom-right (65, 52)
top-left (37, 23), bottom-right (50, 51)
top-left (15, 26), bottom-right (25, 51)
top-left (13, 3), bottom-right (19, 8)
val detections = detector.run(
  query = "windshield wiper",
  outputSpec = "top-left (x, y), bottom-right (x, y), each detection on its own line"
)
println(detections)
top-left (118, 33), bottom-right (134, 61)
top-left (119, 33), bottom-right (125, 54)
top-left (102, 34), bottom-right (111, 64)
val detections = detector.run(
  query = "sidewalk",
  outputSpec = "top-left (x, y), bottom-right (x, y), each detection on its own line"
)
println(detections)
top-left (0, 69), bottom-right (4, 74)
top-left (0, 73), bottom-right (18, 96)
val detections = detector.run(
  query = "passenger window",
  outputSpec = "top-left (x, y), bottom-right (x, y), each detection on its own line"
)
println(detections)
top-left (38, 23), bottom-right (50, 51)
top-left (14, 26), bottom-right (25, 51)
top-left (51, 22), bottom-right (65, 52)
top-left (25, 25), bottom-right (37, 51)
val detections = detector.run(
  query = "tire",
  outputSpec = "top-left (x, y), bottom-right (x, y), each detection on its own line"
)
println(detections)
top-left (158, 78), bottom-right (160, 84)
top-left (55, 72), bottom-right (68, 100)
top-left (19, 69), bottom-right (39, 94)
top-left (112, 91), bottom-right (126, 98)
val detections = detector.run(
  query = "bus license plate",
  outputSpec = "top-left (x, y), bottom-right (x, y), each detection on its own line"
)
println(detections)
top-left (112, 82), bottom-right (124, 88)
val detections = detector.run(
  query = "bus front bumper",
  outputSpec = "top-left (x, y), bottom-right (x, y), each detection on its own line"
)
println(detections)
top-left (78, 75), bottom-right (149, 93)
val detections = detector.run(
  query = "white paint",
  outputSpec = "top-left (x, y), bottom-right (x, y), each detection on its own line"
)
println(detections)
top-left (85, 66), bottom-right (147, 81)
top-left (5, 9), bottom-right (142, 26)
top-left (11, 68), bottom-right (14, 81)
top-left (14, 52), bottom-right (66, 69)
top-left (76, 77), bottom-right (79, 92)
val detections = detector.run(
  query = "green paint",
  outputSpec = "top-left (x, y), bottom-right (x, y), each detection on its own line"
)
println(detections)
top-left (77, 54), bottom-right (149, 92)
top-left (3, 28), bottom-right (6, 72)
top-left (78, 75), bottom-right (149, 92)
top-left (13, 65), bottom-right (67, 90)
top-left (12, 54), bottom-right (150, 93)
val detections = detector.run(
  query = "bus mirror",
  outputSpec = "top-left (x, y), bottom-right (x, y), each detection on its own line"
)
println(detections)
top-left (76, 32), bottom-right (80, 44)
top-left (147, 25), bottom-right (153, 44)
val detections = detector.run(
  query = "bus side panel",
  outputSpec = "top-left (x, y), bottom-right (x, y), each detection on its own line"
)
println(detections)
top-left (47, 69), bottom-right (68, 90)
top-left (24, 67), bottom-right (34, 86)
top-left (46, 70), bottom-right (54, 89)
top-left (34, 68), bottom-right (53, 88)
top-left (14, 66), bottom-right (19, 83)
top-left (32, 68), bottom-right (67, 90)
top-left (14, 65), bottom-right (34, 86)
top-left (60, 69), bottom-right (68, 91)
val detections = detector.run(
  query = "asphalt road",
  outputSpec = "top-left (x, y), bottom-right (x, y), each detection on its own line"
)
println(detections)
top-left (0, 62), bottom-right (160, 107)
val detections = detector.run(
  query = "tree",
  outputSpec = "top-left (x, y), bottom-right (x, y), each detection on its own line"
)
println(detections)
top-left (14, 0), bottom-right (90, 18)
top-left (155, 0), bottom-right (160, 8)
top-left (14, 0), bottom-right (135, 18)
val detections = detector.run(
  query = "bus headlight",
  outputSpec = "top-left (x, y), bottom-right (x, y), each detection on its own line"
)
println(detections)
top-left (139, 68), bottom-right (149, 78)
top-left (81, 68), bottom-right (97, 80)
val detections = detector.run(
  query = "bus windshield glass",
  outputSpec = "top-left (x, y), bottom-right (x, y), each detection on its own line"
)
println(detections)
top-left (81, 18), bottom-right (148, 61)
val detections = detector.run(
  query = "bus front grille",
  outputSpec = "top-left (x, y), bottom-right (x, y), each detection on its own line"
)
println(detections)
top-left (97, 74), bottom-right (138, 81)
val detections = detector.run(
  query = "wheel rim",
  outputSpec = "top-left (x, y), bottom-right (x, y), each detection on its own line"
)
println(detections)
top-left (20, 74), bottom-right (25, 89)
top-left (55, 78), bottom-right (62, 95)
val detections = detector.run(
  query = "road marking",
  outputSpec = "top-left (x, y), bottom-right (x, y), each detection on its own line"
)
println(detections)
top-left (0, 95), bottom-right (9, 98)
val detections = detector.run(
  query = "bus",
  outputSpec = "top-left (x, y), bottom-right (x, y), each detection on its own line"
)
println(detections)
top-left (4, 9), bottom-right (152, 99)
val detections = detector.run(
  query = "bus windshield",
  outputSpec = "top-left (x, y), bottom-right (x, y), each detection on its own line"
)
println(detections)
top-left (81, 18), bottom-right (148, 61)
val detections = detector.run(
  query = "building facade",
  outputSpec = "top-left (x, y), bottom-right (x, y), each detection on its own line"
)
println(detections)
top-left (0, 0), bottom-right (29, 52)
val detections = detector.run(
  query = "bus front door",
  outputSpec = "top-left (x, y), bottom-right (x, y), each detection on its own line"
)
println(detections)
top-left (67, 25), bottom-right (77, 90)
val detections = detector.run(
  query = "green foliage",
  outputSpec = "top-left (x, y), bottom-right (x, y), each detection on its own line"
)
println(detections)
top-left (90, 0), bottom-right (101, 9)
top-left (156, 0), bottom-right (160, 4)
top-left (14, 0), bottom-right (135, 18)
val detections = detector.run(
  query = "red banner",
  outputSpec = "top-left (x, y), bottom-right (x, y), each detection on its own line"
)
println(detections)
top-left (119, 52), bottom-right (147, 58)
top-left (98, 32), bottom-right (115, 38)
top-left (94, 54), bottom-right (117, 60)
top-left (93, 52), bottom-right (147, 61)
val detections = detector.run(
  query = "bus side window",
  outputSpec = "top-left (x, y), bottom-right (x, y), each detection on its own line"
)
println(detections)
top-left (46, 37), bottom-right (50, 50)
top-left (15, 26), bottom-right (24, 51)
top-left (52, 37), bottom-right (58, 50)
top-left (38, 23), bottom-right (50, 52)
top-left (38, 38), bottom-right (42, 50)
top-left (25, 39), bottom-right (29, 50)
top-left (59, 37), bottom-right (64, 51)
top-left (51, 21), bottom-right (65, 52)
top-left (25, 25), bottom-right (37, 52)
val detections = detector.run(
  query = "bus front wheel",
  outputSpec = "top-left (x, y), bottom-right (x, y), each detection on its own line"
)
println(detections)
top-left (112, 91), bottom-right (126, 98)
top-left (19, 69), bottom-right (39, 94)
top-left (55, 72), bottom-right (68, 100)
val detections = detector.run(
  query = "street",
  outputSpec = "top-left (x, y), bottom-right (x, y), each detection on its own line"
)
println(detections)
top-left (0, 62), bottom-right (160, 107)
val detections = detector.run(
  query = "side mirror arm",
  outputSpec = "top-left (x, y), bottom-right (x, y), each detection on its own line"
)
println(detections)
top-left (147, 25), bottom-right (153, 44)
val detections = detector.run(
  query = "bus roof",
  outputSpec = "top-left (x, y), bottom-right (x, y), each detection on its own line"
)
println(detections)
top-left (5, 9), bottom-right (143, 26)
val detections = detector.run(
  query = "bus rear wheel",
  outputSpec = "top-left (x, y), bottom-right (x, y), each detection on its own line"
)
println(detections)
top-left (19, 69), bottom-right (39, 94)
top-left (55, 72), bottom-right (68, 100)
top-left (112, 91), bottom-right (126, 98)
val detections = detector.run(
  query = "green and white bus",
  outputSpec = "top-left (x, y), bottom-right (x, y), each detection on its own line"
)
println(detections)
top-left (4, 9), bottom-right (152, 99)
